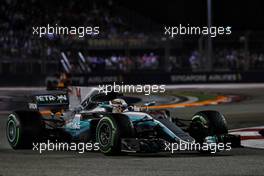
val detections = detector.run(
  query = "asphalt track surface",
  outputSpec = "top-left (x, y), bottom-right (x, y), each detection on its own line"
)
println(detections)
top-left (0, 85), bottom-right (264, 176)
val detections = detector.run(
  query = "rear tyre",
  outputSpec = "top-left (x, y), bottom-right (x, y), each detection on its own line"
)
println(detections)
top-left (96, 114), bottom-right (133, 155)
top-left (6, 111), bottom-right (44, 149)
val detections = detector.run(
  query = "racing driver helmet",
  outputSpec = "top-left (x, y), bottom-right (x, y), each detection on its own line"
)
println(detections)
top-left (110, 98), bottom-right (128, 113)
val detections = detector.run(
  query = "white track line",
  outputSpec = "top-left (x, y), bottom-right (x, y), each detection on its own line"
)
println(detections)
top-left (165, 83), bottom-right (264, 89)
top-left (229, 126), bottom-right (264, 132)
top-left (1, 83), bottom-right (264, 91)
top-left (229, 126), bottom-right (264, 149)
top-left (181, 96), bottom-right (199, 104)
top-left (241, 140), bottom-right (264, 149)
top-left (0, 87), bottom-right (45, 91)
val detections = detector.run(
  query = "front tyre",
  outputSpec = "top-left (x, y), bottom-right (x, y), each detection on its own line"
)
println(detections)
top-left (189, 110), bottom-right (228, 153)
top-left (96, 114), bottom-right (133, 155)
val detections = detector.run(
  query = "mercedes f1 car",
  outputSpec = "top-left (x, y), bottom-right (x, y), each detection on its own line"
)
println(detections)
top-left (6, 88), bottom-right (241, 155)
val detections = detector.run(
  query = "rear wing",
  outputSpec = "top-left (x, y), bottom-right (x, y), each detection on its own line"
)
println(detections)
top-left (28, 91), bottom-right (69, 110)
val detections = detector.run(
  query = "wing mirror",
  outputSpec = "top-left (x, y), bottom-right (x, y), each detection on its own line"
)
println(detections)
top-left (144, 101), bottom-right (156, 106)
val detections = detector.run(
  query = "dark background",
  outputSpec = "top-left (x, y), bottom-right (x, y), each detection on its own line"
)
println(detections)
top-left (117, 0), bottom-right (264, 30)
top-left (1, 0), bottom-right (264, 86)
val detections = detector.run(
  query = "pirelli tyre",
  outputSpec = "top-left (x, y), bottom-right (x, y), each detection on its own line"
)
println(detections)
top-left (189, 110), bottom-right (228, 144)
top-left (6, 111), bottom-right (44, 149)
top-left (96, 114), bottom-right (134, 155)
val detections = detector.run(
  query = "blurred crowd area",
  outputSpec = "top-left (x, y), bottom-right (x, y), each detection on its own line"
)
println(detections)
top-left (0, 0), bottom-right (156, 74)
top-left (0, 0), bottom-right (133, 37)
top-left (168, 49), bottom-right (264, 72)
top-left (1, 0), bottom-right (264, 75)
top-left (27, 48), bottom-right (264, 74)
top-left (0, 0), bottom-right (140, 58)
top-left (67, 53), bottom-right (160, 74)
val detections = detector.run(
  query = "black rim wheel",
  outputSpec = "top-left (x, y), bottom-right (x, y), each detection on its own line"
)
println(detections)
top-left (98, 122), bottom-right (112, 147)
top-left (7, 119), bottom-right (17, 143)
